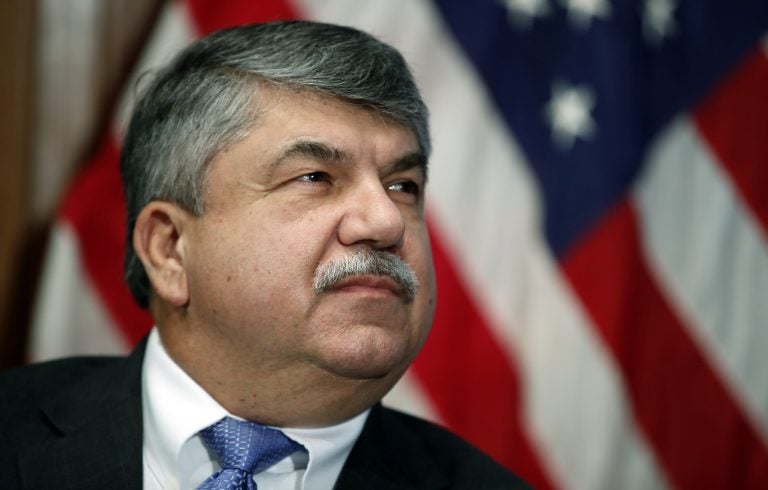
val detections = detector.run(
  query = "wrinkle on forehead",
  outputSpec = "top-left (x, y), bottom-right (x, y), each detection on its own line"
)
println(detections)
top-left (206, 86), bottom-right (427, 192)
top-left (269, 138), bottom-right (426, 176)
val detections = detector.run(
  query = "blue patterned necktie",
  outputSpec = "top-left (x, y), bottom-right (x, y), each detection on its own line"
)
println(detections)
top-left (198, 416), bottom-right (304, 490)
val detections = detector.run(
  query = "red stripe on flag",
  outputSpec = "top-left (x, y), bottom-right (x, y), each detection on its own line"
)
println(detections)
top-left (185, 0), bottom-right (298, 36)
top-left (412, 222), bottom-right (556, 490)
top-left (562, 199), bottom-right (768, 489)
top-left (694, 46), bottom-right (768, 240)
top-left (59, 137), bottom-right (153, 346)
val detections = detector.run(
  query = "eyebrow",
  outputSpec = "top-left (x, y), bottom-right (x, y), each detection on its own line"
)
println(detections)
top-left (270, 138), bottom-right (428, 177)
top-left (279, 140), bottom-right (352, 165)
top-left (388, 151), bottom-right (429, 181)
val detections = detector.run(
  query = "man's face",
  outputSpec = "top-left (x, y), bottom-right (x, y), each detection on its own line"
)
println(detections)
top-left (181, 88), bottom-right (436, 383)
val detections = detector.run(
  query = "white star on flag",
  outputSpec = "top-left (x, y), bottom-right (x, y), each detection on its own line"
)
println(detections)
top-left (561, 0), bottom-right (612, 30)
top-left (502, 0), bottom-right (551, 29)
top-left (544, 81), bottom-right (597, 149)
top-left (643, 0), bottom-right (677, 45)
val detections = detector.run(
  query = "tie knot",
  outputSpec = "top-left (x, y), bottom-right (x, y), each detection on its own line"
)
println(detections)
top-left (200, 417), bottom-right (302, 477)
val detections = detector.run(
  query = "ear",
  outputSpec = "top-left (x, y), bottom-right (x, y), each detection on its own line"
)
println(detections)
top-left (132, 201), bottom-right (192, 307)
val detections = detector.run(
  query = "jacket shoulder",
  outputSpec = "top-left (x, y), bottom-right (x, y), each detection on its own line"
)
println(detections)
top-left (382, 407), bottom-right (531, 488)
top-left (0, 357), bottom-right (122, 432)
top-left (0, 357), bottom-right (119, 401)
top-left (337, 404), bottom-right (531, 489)
top-left (0, 355), bottom-right (144, 489)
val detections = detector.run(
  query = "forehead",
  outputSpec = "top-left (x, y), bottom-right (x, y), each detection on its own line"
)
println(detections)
top-left (202, 86), bottom-right (424, 192)
top-left (244, 86), bottom-right (421, 162)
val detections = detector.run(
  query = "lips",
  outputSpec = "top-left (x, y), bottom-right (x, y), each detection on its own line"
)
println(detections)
top-left (330, 275), bottom-right (402, 296)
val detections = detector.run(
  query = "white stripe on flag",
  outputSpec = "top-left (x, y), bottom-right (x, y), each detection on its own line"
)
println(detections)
top-left (33, 0), bottom-right (104, 220)
top-left (296, 0), bottom-right (669, 488)
top-left (636, 116), bottom-right (768, 444)
top-left (114, 0), bottom-right (196, 138)
top-left (30, 223), bottom-right (128, 361)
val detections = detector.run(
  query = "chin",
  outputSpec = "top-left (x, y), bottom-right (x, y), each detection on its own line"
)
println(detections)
top-left (315, 333), bottom-right (414, 381)
top-left (324, 358), bottom-right (403, 380)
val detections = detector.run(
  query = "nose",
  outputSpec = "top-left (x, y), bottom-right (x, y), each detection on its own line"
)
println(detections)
top-left (337, 180), bottom-right (405, 250)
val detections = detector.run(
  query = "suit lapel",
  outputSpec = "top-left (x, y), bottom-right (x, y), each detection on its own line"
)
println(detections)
top-left (17, 342), bottom-right (146, 490)
top-left (334, 404), bottom-right (448, 490)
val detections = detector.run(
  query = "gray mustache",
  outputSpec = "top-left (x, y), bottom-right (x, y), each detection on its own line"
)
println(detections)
top-left (313, 249), bottom-right (419, 303)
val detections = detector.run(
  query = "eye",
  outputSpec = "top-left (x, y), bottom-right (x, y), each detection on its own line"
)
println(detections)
top-left (387, 180), bottom-right (422, 197)
top-left (296, 171), bottom-right (330, 183)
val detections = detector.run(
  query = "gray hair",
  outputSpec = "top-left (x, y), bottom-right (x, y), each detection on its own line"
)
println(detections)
top-left (121, 20), bottom-right (431, 308)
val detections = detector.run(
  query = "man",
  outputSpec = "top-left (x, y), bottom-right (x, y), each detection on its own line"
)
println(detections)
top-left (0, 21), bottom-right (529, 489)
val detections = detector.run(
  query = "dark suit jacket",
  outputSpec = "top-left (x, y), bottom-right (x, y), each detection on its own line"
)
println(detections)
top-left (0, 343), bottom-right (529, 489)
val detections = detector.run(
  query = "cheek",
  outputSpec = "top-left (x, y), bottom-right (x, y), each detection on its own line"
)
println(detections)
top-left (198, 208), bottom-right (331, 301)
top-left (407, 226), bottom-right (435, 281)
top-left (186, 235), bottom-right (307, 337)
top-left (405, 227), bottom-right (437, 317)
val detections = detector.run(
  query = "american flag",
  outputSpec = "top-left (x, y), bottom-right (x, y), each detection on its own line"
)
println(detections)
top-left (30, 0), bottom-right (768, 488)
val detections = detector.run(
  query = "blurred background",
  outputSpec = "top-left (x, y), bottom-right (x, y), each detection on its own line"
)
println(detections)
top-left (0, 0), bottom-right (162, 368)
top-left (1, 0), bottom-right (767, 488)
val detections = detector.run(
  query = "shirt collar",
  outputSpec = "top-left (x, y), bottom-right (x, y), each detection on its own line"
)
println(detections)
top-left (142, 327), bottom-right (368, 490)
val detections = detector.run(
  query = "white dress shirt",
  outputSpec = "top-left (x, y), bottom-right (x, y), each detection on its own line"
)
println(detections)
top-left (142, 328), bottom-right (368, 490)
